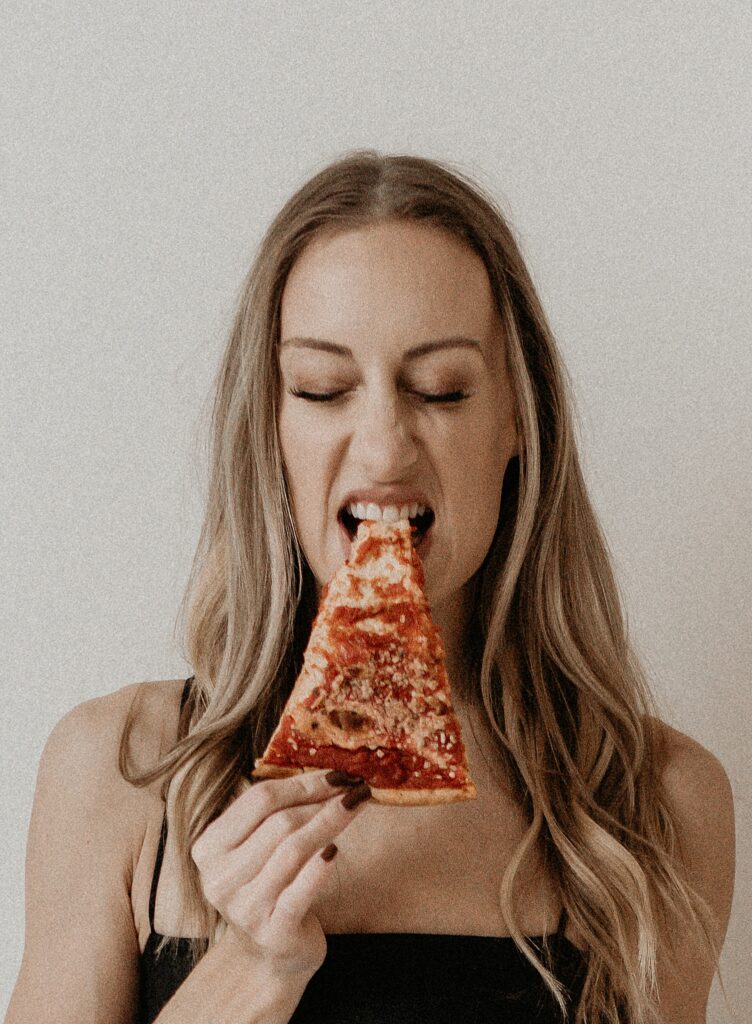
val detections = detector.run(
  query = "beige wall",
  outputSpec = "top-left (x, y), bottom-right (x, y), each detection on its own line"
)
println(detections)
top-left (2, 2), bottom-right (749, 1017)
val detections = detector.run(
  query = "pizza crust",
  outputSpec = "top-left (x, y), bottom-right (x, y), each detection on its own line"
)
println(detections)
top-left (250, 762), bottom-right (476, 805)
top-left (369, 782), bottom-right (477, 805)
top-left (251, 762), bottom-right (308, 780)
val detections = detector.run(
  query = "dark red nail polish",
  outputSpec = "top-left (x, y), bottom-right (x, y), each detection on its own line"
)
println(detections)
top-left (341, 783), bottom-right (371, 809)
top-left (325, 770), bottom-right (365, 787)
top-left (321, 843), bottom-right (338, 862)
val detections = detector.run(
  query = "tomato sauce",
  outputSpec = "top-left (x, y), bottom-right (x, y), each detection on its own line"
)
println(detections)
top-left (266, 719), bottom-right (457, 790)
top-left (265, 712), bottom-right (467, 789)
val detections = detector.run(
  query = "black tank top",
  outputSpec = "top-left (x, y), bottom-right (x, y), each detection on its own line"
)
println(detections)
top-left (137, 681), bottom-right (587, 1023)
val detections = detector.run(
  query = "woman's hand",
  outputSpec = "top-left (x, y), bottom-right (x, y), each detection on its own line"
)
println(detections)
top-left (191, 769), bottom-right (370, 980)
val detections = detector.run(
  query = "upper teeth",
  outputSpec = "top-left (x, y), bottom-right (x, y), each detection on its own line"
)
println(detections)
top-left (347, 502), bottom-right (427, 522)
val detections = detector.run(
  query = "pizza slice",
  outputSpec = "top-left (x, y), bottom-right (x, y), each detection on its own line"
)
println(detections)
top-left (252, 518), bottom-right (476, 804)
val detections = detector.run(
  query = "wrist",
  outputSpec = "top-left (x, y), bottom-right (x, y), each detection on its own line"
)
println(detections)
top-left (219, 925), bottom-right (318, 1005)
top-left (154, 929), bottom-right (315, 1024)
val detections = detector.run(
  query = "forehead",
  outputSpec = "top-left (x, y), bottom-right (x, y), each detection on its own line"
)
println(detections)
top-left (279, 221), bottom-right (500, 357)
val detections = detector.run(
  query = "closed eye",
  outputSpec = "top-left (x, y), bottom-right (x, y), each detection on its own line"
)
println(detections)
top-left (288, 388), bottom-right (345, 402)
top-left (288, 388), bottom-right (469, 404)
top-left (415, 390), bottom-right (468, 404)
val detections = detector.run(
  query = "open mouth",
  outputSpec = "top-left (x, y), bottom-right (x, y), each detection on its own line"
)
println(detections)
top-left (338, 505), bottom-right (436, 545)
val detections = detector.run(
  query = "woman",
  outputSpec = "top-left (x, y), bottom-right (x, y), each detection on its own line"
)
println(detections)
top-left (7, 152), bottom-right (734, 1023)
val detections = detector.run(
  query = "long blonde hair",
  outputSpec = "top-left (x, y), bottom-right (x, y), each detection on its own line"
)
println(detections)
top-left (121, 151), bottom-right (716, 1022)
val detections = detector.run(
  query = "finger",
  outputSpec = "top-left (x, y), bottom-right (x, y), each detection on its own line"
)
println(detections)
top-left (193, 769), bottom-right (346, 864)
top-left (204, 795), bottom-right (340, 902)
top-left (251, 784), bottom-right (370, 904)
top-left (270, 843), bottom-right (340, 931)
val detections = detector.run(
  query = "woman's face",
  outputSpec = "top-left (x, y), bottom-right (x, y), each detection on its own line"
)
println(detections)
top-left (277, 219), bottom-right (518, 620)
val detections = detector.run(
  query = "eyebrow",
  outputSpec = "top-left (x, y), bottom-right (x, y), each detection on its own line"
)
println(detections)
top-left (279, 336), bottom-right (484, 361)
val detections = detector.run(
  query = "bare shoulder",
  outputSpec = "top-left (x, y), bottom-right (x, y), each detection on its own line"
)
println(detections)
top-left (39, 677), bottom-right (188, 830)
top-left (9, 682), bottom-right (191, 1023)
top-left (651, 718), bottom-right (735, 933)
top-left (641, 720), bottom-right (736, 1018)
top-left (44, 677), bottom-right (187, 766)
top-left (652, 718), bottom-right (734, 827)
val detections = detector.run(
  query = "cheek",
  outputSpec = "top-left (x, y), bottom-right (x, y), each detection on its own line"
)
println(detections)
top-left (278, 408), bottom-right (335, 560)
top-left (443, 417), bottom-right (510, 533)
top-left (446, 419), bottom-right (506, 488)
top-left (278, 411), bottom-right (314, 525)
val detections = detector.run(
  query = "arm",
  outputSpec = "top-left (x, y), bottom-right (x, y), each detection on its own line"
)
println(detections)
top-left (5, 688), bottom-right (145, 1024)
top-left (152, 770), bottom-right (372, 1022)
top-left (5, 683), bottom-right (369, 1024)
top-left (148, 928), bottom-right (312, 1024)
top-left (654, 727), bottom-right (735, 1024)
top-left (4, 688), bottom-right (299, 1024)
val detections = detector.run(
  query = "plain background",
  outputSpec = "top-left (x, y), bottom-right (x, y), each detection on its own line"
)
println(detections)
top-left (2, 1), bottom-right (749, 1018)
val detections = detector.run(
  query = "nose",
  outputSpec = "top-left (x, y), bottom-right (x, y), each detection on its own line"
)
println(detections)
top-left (350, 391), bottom-right (420, 479)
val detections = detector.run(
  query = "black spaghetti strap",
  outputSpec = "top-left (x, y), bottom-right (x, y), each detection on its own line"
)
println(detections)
top-left (147, 677), bottom-right (194, 932)
top-left (555, 905), bottom-right (569, 937)
top-left (148, 814), bottom-right (169, 932)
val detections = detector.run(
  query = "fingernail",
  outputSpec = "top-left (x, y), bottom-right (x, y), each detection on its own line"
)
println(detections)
top-left (325, 770), bottom-right (365, 787)
top-left (341, 783), bottom-right (371, 810)
top-left (321, 843), bottom-right (338, 862)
